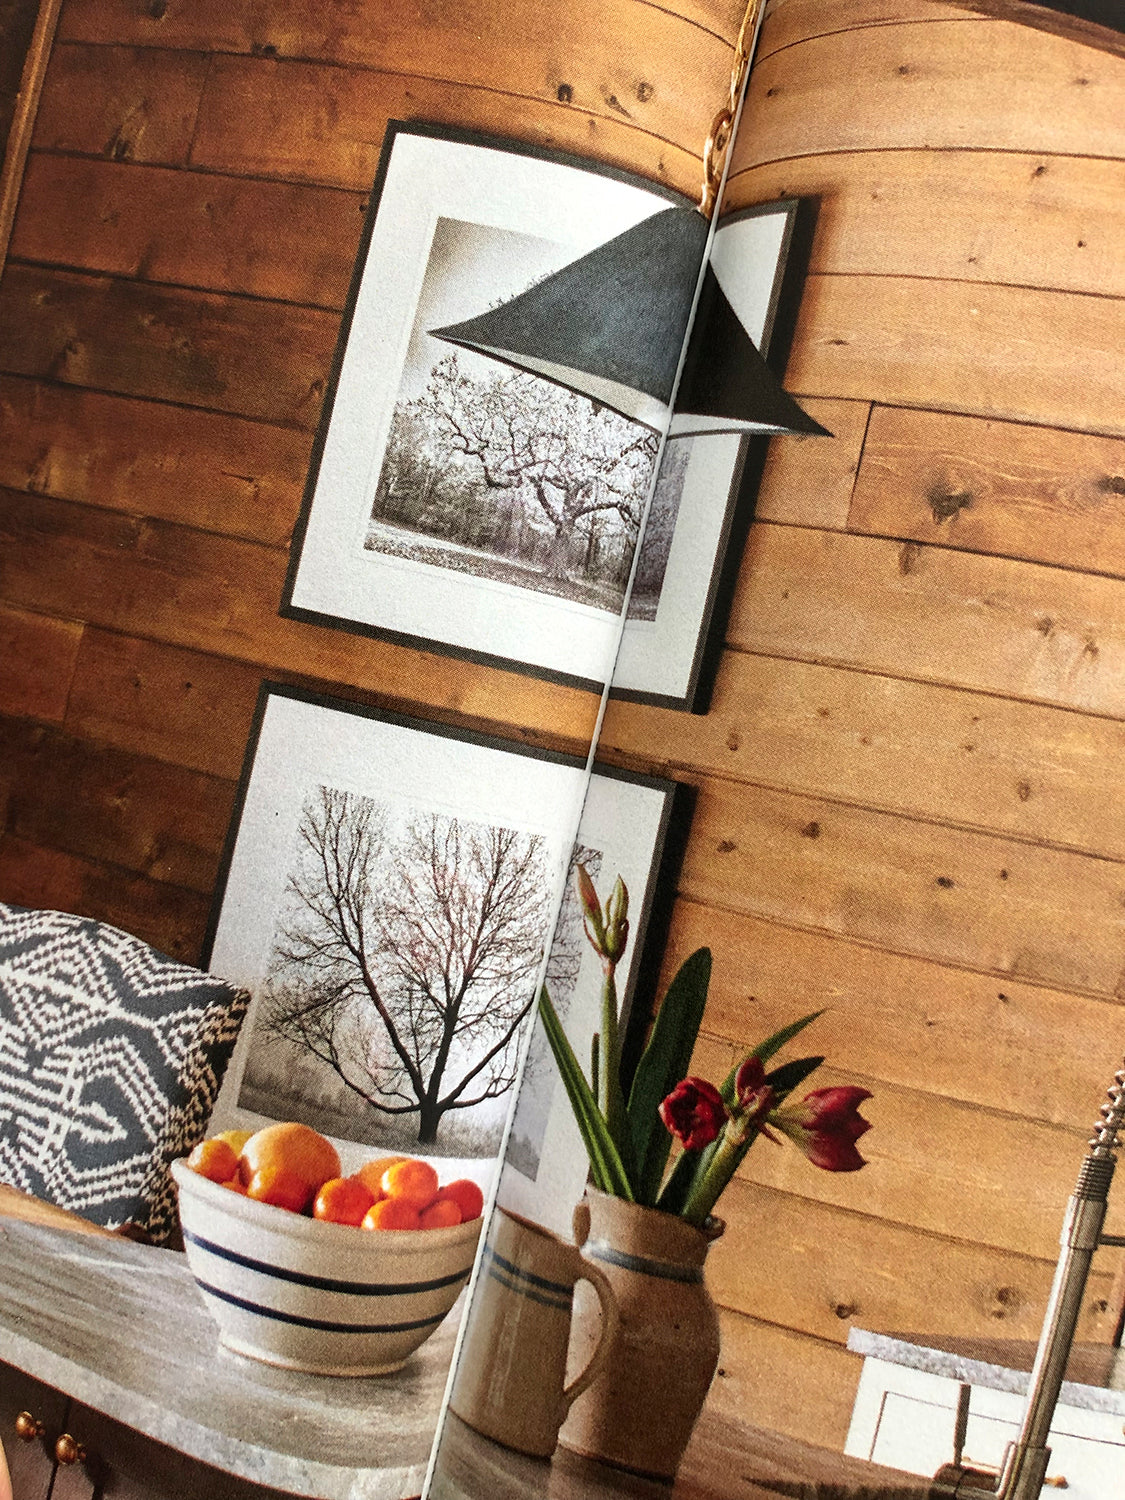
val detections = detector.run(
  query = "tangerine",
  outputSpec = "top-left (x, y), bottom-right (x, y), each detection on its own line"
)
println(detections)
top-left (363, 1197), bottom-right (421, 1231)
top-left (246, 1164), bottom-right (313, 1213)
top-left (354, 1155), bottom-right (408, 1198)
top-left (186, 1137), bottom-right (240, 1183)
top-left (433, 1179), bottom-right (484, 1223)
top-left (214, 1128), bottom-right (253, 1155)
top-left (313, 1176), bottom-right (376, 1227)
top-left (381, 1158), bottom-right (439, 1209)
top-left (419, 1198), bottom-right (462, 1230)
top-left (238, 1122), bottom-right (340, 1194)
top-left (221, 1176), bottom-right (248, 1195)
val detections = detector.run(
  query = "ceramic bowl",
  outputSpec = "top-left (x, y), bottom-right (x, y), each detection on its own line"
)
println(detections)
top-left (171, 1158), bottom-right (483, 1376)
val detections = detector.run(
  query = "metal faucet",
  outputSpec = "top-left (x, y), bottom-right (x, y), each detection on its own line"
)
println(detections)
top-left (930, 1059), bottom-right (1125, 1500)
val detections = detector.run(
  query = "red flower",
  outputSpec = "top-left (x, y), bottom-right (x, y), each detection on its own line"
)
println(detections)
top-left (659, 1077), bottom-right (728, 1152)
top-left (775, 1087), bottom-right (872, 1172)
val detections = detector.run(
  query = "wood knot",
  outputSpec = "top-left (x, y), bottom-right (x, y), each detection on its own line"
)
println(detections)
top-left (556, 83), bottom-right (573, 103)
top-left (928, 487), bottom-right (972, 524)
top-left (935, 875), bottom-right (955, 889)
top-left (800, 821), bottom-right (821, 839)
top-left (635, 81), bottom-right (654, 102)
top-left (716, 839), bottom-right (736, 854)
top-left (898, 541), bottom-right (921, 575)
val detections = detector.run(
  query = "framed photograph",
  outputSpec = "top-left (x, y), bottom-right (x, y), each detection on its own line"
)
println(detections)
top-left (497, 774), bottom-right (693, 1237)
top-left (203, 684), bottom-right (686, 1205)
top-left (281, 122), bottom-right (684, 690)
top-left (611, 198), bottom-right (818, 712)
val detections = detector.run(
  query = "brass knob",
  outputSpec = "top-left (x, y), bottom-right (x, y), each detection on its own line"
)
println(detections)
top-left (54, 1433), bottom-right (86, 1466)
top-left (15, 1410), bottom-right (44, 1441)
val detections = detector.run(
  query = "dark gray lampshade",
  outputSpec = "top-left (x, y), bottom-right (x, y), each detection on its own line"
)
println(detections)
top-left (430, 204), bottom-right (825, 439)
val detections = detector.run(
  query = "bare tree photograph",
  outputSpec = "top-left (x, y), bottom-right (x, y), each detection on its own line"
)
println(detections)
top-left (238, 785), bottom-right (553, 1154)
top-left (367, 216), bottom-right (659, 615)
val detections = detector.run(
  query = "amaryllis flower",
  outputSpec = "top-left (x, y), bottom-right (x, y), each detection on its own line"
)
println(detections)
top-left (774, 1086), bottom-right (872, 1172)
top-left (659, 1077), bottom-right (728, 1152)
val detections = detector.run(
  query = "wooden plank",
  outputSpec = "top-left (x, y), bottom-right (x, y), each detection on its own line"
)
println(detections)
top-left (708, 1308), bottom-right (864, 1452)
top-left (782, 273), bottom-right (1125, 440)
top-left (758, 0), bottom-right (975, 57)
top-left (728, 523), bottom-right (1125, 718)
top-left (0, 0), bottom-right (62, 273)
top-left (32, 41), bottom-right (209, 165)
top-left (65, 632), bottom-right (267, 780)
top-left (686, 1034), bottom-right (1124, 1262)
top-left (56, 0), bottom-right (734, 158)
top-left (953, 0), bottom-right (1125, 60)
top-left (0, 715), bottom-right (233, 895)
top-left (652, 902), bottom-right (1125, 1130)
top-left (190, 54), bottom-right (702, 194)
top-left (679, 776), bottom-right (1125, 996)
top-left (0, 490), bottom-right (600, 754)
top-left (707, 1176), bottom-right (1116, 1346)
top-left (0, 375), bottom-right (308, 546)
top-left (0, 1184), bottom-right (116, 1238)
top-left (0, 602), bottom-right (81, 722)
top-left (11, 154), bottom-right (366, 308)
top-left (734, 17), bottom-right (1125, 170)
top-left (753, 398), bottom-right (867, 529)
top-left (849, 406), bottom-right (1125, 578)
top-left (601, 653), bottom-right (1125, 861)
top-left (0, 832), bottom-right (210, 962)
top-left (726, 151), bottom-right (1125, 300)
top-left (0, 265), bottom-right (337, 427)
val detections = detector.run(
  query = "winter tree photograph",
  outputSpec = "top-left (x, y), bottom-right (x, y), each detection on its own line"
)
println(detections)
top-left (237, 786), bottom-right (554, 1155)
top-left (366, 216), bottom-right (660, 617)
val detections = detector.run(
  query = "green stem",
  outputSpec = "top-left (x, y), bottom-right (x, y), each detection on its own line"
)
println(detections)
top-left (681, 1128), bottom-right (747, 1227)
top-left (598, 962), bottom-right (627, 1147)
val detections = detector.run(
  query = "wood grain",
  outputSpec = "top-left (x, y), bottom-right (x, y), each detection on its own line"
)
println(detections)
top-left (0, 833), bottom-right (209, 961)
top-left (952, 0), bottom-right (1125, 60)
top-left (735, 18), bottom-right (1125, 169)
top-left (708, 1176), bottom-right (1116, 1346)
top-left (728, 523), bottom-right (1125, 717)
top-left (0, 265), bottom-right (337, 427)
top-left (33, 41), bottom-right (209, 165)
top-left (0, 375), bottom-right (309, 545)
top-left (190, 54), bottom-right (703, 194)
top-left (0, 0), bottom-right (62, 272)
top-left (726, 151), bottom-right (1125, 300)
top-left (680, 776), bottom-right (1125, 996)
top-left (11, 154), bottom-right (367, 307)
top-left (601, 652), bottom-right (1125, 861)
top-left (848, 406), bottom-right (1125, 577)
top-left (758, 0), bottom-right (974, 57)
top-left (656, 901), bottom-right (1125, 1130)
top-left (707, 1309), bottom-right (861, 1451)
top-left (0, 715), bottom-right (233, 895)
top-left (752, 399), bottom-right (867, 530)
top-left (783, 273), bottom-right (1125, 439)
top-left (0, 491), bottom-right (600, 753)
top-left (0, 1184), bottom-right (115, 1238)
top-left (0, 602), bottom-right (81, 723)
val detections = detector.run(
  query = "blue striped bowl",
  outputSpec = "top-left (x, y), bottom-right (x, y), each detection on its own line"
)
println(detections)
top-left (171, 1158), bottom-right (482, 1375)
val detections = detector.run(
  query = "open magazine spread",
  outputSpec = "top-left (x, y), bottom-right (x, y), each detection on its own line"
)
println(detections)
top-left (1, 1), bottom-right (1124, 1498)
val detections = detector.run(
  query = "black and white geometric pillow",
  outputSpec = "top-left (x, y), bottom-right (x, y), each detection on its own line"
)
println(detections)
top-left (0, 902), bottom-right (250, 1242)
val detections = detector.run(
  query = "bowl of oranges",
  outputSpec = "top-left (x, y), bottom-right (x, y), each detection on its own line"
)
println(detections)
top-left (171, 1122), bottom-right (485, 1376)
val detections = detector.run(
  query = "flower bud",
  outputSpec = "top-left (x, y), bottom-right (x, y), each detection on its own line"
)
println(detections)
top-left (773, 1086), bottom-right (872, 1172)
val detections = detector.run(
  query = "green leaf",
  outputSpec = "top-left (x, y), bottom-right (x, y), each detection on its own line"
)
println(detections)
top-left (538, 986), bottom-right (634, 1200)
top-left (655, 1136), bottom-right (717, 1216)
top-left (765, 1054), bottom-right (824, 1104)
top-left (626, 948), bottom-right (712, 1205)
top-left (718, 1010), bottom-right (825, 1107)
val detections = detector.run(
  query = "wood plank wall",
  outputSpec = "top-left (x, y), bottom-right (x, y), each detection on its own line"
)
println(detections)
top-left (2, 0), bottom-right (1124, 1461)
top-left (598, 0), bottom-right (1125, 1448)
top-left (0, 0), bottom-right (738, 960)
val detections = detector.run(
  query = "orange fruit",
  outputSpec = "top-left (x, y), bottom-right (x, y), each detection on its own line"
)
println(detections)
top-left (381, 1158), bottom-right (439, 1210)
top-left (187, 1138), bottom-right (240, 1184)
top-left (238, 1122), bottom-right (341, 1195)
top-left (419, 1198), bottom-right (462, 1230)
top-left (363, 1197), bottom-right (421, 1231)
top-left (434, 1179), bottom-right (484, 1223)
top-left (354, 1155), bottom-right (408, 1197)
top-left (246, 1165), bottom-right (313, 1213)
top-left (221, 1176), bottom-right (248, 1194)
top-left (313, 1176), bottom-right (376, 1227)
top-left (214, 1128), bottom-right (253, 1155)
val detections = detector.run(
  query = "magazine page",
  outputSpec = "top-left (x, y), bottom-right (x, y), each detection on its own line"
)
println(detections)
top-left (0, 3), bottom-right (766, 1500)
top-left (426, 0), bottom-right (1125, 1496)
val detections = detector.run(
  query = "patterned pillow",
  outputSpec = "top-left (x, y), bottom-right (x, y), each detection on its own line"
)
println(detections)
top-left (0, 902), bottom-right (250, 1242)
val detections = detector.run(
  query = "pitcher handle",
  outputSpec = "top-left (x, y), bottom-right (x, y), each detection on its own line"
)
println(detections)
top-left (559, 1260), bottom-right (619, 1413)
